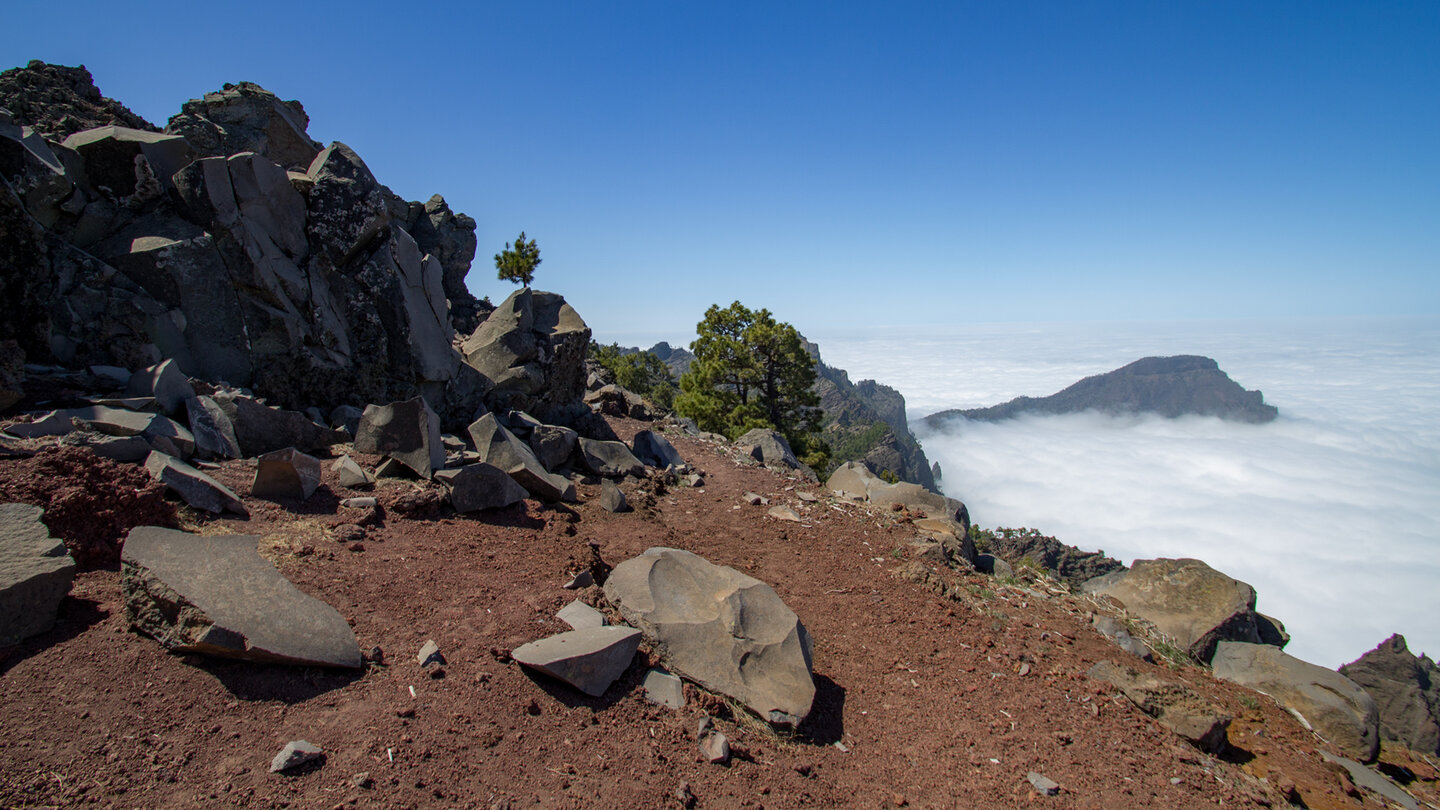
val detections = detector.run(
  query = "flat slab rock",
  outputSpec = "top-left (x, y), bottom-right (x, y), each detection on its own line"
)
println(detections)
top-left (0, 503), bottom-right (77, 646)
top-left (604, 547), bottom-right (815, 727)
top-left (121, 526), bottom-right (361, 668)
top-left (1088, 659), bottom-right (1231, 753)
top-left (512, 626), bottom-right (641, 697)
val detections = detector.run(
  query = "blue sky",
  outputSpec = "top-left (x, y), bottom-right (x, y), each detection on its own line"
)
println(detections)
top-left (5, 1), bottom-right (1437, 342)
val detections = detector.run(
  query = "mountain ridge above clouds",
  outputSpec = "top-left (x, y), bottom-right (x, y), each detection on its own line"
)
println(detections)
top-left (921, 354), bottom-right (1278, 428)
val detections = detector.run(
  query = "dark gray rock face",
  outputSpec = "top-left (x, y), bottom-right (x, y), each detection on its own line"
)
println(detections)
top-left (468, 413), bottom-right (576, 502)
top-left (0, 503), bottom-right (76, 646)
top-left (435, 462), bottom-right (528, 513)
top-left (213, 394), bottom-right (346, 458)
top-left (0, 61), bottom-right (158, 139)
top-left (528, 424), bottom-right (577, 471)
top-left (354, 397), bottom-right (445, 480)
top-left (145, 451), bottom-right (248, 516)
top-left (0, 67), bottom-right (495, 429)
top-left (975, 527), bottom-right (1124, 589)
top-left (511, 626), bottom-right (642, 697)
top-left (735, 429), bottom-right (800, 470)
top-left (1213, 641), bottom-right (1380, 762)
top-left (164, 82), bottom-right (322, 171)
top-left (631, 430), bottom-right (683, 469)
top-left (577, 437), bottom-right (645, 478)
top-left (1340, 634), bottom-right (1440, 756)
top-left (122, 526), bottom-right (361, 668)
top-left (924, 355), bottom-right (1278, 427)
top-left (461, 289), bottom-right (590, 424)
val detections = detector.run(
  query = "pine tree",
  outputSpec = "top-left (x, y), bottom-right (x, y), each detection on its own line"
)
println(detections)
top-left (495, 231), bottom-right (540, 287)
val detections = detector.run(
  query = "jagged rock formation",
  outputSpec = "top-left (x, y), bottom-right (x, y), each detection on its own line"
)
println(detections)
top-left (923, 355), bottom-right (1278, 427)
top-left (0, 61), bottom-right (158, 139)
top-left (806, 340), bottom-right (936, 490)
top-left (1340, 634), bottom-right (1440, 756)
top-left (973, 526), bottom-right (1123, 589)
top-left (0, 62), bottom-right (571, 432)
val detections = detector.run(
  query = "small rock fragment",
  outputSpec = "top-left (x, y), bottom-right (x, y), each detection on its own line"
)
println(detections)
top-left (251, 447), bottom-right (322, 501)
top-left (599, 480), bottom-right (629, 513)
top-left (563, 570), bottom-right (594, 590)
top-left (418, 639), bottom-right (446, 668)
top-left (743, 492), bottom-right (766, 506)
top-left (768, 505), bottom-right (802, 522)
top-left (270, 740), bottom-right (323, 773)
top-left (341, 497), bottom-right (377, 509)
top-left (332, 455), bottom-right (375, 489)
top-left (557, 600), bottom-right (605, 630)
top-left (1027, 771), bottom-right (1060, 796)
top-left (699, 732), bottom-right (730, 765)
top-left (511, 626), bottom-right (642, 697)
top-left (643, 668), bottom-right (685, 709)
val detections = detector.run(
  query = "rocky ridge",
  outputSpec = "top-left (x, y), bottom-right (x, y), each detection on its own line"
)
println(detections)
top-left (923, 355), bottom-right (1279, 427)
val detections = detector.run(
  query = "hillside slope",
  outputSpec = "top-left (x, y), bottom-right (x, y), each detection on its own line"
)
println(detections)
top-left (0, 418), bottom-right (1419, 809)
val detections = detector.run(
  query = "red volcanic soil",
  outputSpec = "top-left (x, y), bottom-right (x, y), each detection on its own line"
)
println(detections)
top-left (0, 417), bottom-right (1432, 808)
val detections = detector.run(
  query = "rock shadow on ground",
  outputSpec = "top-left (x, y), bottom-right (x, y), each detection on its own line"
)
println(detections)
top-left (0, 595), bottom-right (108, 675)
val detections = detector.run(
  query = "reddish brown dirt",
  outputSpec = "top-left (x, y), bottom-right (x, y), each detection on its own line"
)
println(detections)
top-left (0, 418), bottom-right (1433, 808)
top-left (0, 445), bottom-right (177, 568)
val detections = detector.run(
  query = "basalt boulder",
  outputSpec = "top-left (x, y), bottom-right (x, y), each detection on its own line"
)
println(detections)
top-left (604, 547), bottom-right (815, 727)
top-left (461, 288), bottom-right (590, 424)
top-left (0, 503), bottom-right (76, 647)
top-left (1340, 634), bottom-right (1440, 756)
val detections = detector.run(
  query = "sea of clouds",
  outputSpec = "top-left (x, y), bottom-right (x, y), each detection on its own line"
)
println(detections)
top-left (807, 317), bottom-right (1440, 670)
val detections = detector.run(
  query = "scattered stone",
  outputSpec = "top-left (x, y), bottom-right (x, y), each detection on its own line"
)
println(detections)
top-left (563, 570), bottom-right (595, 590)
top-left (434, 463), bottom-right (528, 513)
top-left (468, 413), bottom-right (575, 501)
top-left (341, 496), bottom-right (377, 509)
top-left (599, 480), bottom-right (629, 513)
top-left (1088, 660), bottom-right (1231, 753)
top-left (798, 491), bottom-right (818, 502)
top-left (185, 395), bottom-right (241, 459)
top-left (699, 732), bottom-right (731, 765)
top-left (418, 639), bottom-right (446, 668)
top-left (57, 430), bottom-right (152, 462)
top-left (251, 447), bottom-right (322, 501)
top-left (0, 503), bottom-right (77, 646)
top-left (1081, 558), bottom-right (1268, 663)
top-left (122, 526), bottom-right (361, 668)
top-left (743, 492), bottom-right (767, 506)
top-left (557, 600), bottom-right (605, 630)
top-left (643, 668), bottom-right (685, 709)
top-left (511, 626), bottom-right (642, 697)
top-left (375, 457), bottom-right (415, 480)
top-left (675, 781), bottom-right (697, 809)
top-left (1027, 772), bottom-right (1060, 796)
top-left (354, 397), bottom-right (446, 480)
top-left (390, 489), bottom-right (445, 518)
top-left (735, 428), bottom-right (800, 469)
top-left (604, 547), bottom-right (815, 727)
top-left (631, 430), bottom-right (684, 468)
top-left (213, 394), bottom-right (347, 457)
top-left (332, 455), bottom-right (375, 489)
top-left (124, 359), bottom-right (193, 416)
top-left (768, 505), bottom-right (802, 522)
top-left (350, 772), bottom-right (373, 789)
top-left (269, 740), bottom-right (323, 774)
top-left (1319, 750), bottom-right (1421, 810)
top-left (577, 437), bottom-right (645, 478)
top-left (144, 451), bottom-right (247, 516)
top-left (685, 473), bottom-right (705, 488)
top-left (1212, 641), bottom-right (1380, 761)
top-left (528, 424), bottom-right (578, 471)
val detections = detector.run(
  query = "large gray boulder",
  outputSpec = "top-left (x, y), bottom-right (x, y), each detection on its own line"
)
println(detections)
top-left (631, 430), bottom-right (684, 469)
top-left (735, 428), bottom-right (799, 469)
top-left (1081, 558), bottom-right (1265, 663)
top-left (467, 413), bottom-right (575, 501)
top-left (511, 626), bottom-right (642, 697)
top-left (826, 461), bottom-right (969, 527)
top-left (435, 462), bottom-right (528, 513)
top-left (251, 447), bottom-right (322, 501)
top-left (1089, 659), bottom-right (1231, 753)
top-left (577, 437), bottom-right (645, 478)
top-left (1212, 641), bottom-right (1380, 761)
top-left (354, 397), bottom-right (445, 479)
top-left (528, 424), bottom-right (578, 471)
top-left (604, 547), bottom-right (815, 727)
top-left (461, 289), bottom-right (590, 422)
top-left (0, 504), bottom-right (76, 646)
top-left (184, 395), bottom-right (241, 459)
top-left (121, 526), bottom-right (360, 668)
top-left (144, 451), bottom-right (247, 516)
top-left (1339, 634), bottom-right (1440, 756)
top-left (213, 394), bottom-right (346, 457)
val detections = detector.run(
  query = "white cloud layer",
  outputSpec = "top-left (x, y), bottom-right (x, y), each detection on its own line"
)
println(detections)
top-left (812, 317), bottom-right (1440, 670)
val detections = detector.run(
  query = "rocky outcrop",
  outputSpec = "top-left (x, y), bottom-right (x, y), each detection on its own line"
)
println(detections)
top-left (462, 289), bottom-right (590, 424)
top-left (1340, 634), bottom-right (1440, 756)
top-left (0, 63), bottom-right (522, 432)
top-left (604, 547), bottom-right (815, 727)
top-left (828, 461), bottom-right (969, 529)
top-left (807, 340), bottom-right (936, 489)
top-left (0, 61), bottom-right (157, 139)
top-left (973, 526), bottom-right (1124, 589)
top-left (121, 526), bottom-right (361, 668)
top-left (1081, 558), bottom-right (1270, 663)
top-left (0, 503), bottom-right (76, 646)
top-left (1213, 641), bottom-right (1380, 762)
top-left (923, 355), bottom-right (1278, 426)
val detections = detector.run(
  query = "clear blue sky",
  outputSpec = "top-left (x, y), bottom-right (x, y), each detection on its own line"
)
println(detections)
top-left (5, 1), bottom-right (1437, 342)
